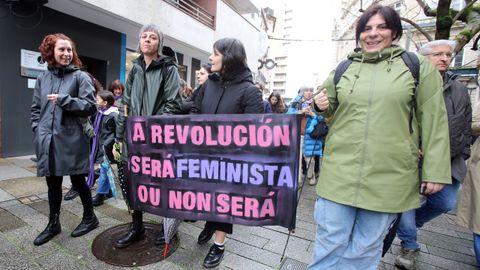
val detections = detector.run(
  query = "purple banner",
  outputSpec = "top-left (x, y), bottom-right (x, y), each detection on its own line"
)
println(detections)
top-left (125, 114), bottom-right (300, 230)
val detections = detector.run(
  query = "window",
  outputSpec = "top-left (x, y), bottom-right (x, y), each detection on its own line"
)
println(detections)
top-left (453, 49), bottom-right (464, 67)
top-left (391, 1), bottom-right (402, 14)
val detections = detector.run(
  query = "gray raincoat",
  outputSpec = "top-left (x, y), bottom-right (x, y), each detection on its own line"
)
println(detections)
top-left (31, 65), bottom-right (96, 177)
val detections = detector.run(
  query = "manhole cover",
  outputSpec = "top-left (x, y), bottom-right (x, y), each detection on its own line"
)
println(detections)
top-left (280, 258), bottom-right (308, 270)
top-left (92, 222), bottom-right (179, 267)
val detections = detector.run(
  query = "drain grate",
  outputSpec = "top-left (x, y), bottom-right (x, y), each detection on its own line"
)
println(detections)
top-left (280, 258), bottom-right (309, 270)
top-left (92, 222), bottom-right (179, 267)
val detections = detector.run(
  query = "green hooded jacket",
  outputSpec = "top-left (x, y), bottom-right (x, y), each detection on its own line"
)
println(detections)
top-left (317, 46), bottom-right (451, 213)
top-left (116, 54), bottom-right (182, 161)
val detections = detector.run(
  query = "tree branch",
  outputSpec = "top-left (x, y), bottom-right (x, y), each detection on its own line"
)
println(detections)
top-left (401, 17), bottom-right (434, 41)
top-left (453, 0), bottom-right (477, 22)
top-left (415, 0), bottom-right (437, 16)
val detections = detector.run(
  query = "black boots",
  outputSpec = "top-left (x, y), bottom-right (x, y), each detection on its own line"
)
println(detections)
top-left (198, 227), bottom-right (214, 245)
top-left (115, 211), bottom-right (145, 248)
top-left (203, 244), bottom-right (225, 268)
top-left (92, 192), bottom-right (113, 207)
top-left (63, 188), bottom-right (78, 201)
top-left (71, 213), bottom-right (99, 237)
top-left (34, 213), bottom-right (61, 246)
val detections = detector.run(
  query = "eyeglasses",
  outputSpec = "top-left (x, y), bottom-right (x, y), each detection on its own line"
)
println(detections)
top-left (428, 52), bottom-right (453, 59)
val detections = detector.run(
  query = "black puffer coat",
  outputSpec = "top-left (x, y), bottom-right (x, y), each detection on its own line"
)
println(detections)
top-left (31, 65), bottom-right (96, 177)
top-left (191, 68), bottom-right (263, 114)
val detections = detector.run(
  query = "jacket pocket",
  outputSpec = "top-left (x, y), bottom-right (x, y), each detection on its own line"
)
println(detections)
top-left (402, 139), bottom-right (418, 170)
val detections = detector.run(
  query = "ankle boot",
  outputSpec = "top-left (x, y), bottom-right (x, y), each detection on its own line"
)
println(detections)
top-left (34, 213), bottom-right (61, 246)
top-left (115, 211), bottom-right (145, 248)
top-left (71, 212), bottom-right (99, 237)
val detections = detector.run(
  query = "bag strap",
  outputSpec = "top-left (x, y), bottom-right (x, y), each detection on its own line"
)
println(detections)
top-left (400, 51), bottom-right (420, 134)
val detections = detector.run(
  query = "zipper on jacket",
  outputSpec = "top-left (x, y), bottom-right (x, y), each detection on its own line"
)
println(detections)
top-left (354, 63), bottom-right (377, 205)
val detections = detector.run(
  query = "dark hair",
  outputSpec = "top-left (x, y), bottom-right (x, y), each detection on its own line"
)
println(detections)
top-left (268, 91), bottom-right (286, 113)
top-left (38, 33), bottom-right (82, 67)
top-left (213, 38), bottom-right (247, 77)
top-left (108, 79), bottom-right (124, 95)
top-left (355, 4), bottom-right (402, 46)
top-left (201, 63), bottom-right (212, 74)
top-left (97, 90), bottom-right (115, 107)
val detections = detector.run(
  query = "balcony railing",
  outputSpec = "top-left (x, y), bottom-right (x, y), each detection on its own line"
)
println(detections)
top-left (164, 0), bottom-right (215, 29)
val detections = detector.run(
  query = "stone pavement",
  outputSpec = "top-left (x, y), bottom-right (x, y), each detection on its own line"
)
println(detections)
top-left (0, 156), bottom-right (478, 269)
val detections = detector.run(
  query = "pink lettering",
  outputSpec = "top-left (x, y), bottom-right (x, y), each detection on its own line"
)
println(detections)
top-left (216, 194), bottom-right (230, 213)
top-left (169, 190), bottom-right (182, 209)
top-left (205, 126), bottom-right (218, 146)
top-left (176, 125), bottom-right (189, 144)
top-left (233, 125), bottom-right (247, 146)
top-left (191, 126), bottom-right (204, 145)
top-left (231, 196), bottom-right (243, 216)
top-left (163, 125), bottom-right (175, 144)
top-left (138, 185), bottom-right (148, 203)
top-left (131, 156), bottom-right (140, 173)
top-left (150, 125), bottom-right (162, 143)
top-left (133, 122), bottom-right (145, 142)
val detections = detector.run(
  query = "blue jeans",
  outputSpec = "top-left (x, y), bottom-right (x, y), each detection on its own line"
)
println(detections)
top-left (309, 197), bottom-right (397, 270)
top-left (96, 163), bottom-right (111, 194)
top-left (397, 179), bottom-right (460, 250)
top-left (475, 233), bottom-right (480, 266)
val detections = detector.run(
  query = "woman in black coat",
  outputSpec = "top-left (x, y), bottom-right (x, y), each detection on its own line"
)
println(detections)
top-left (30, 33), bottom-right (99, 246)
top-left (191, 38), bottom-right (263, 268)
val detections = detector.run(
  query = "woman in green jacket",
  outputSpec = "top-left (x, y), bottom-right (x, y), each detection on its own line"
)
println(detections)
top-left (309, 5), bottom-right (451, 269)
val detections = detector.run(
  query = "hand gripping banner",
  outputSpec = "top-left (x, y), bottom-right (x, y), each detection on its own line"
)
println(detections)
top-left (125, 114), bottom-right (301, 230)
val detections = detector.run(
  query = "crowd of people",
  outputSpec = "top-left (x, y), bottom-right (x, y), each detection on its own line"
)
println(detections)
top-left (29, 3), bottom-right (480, 269)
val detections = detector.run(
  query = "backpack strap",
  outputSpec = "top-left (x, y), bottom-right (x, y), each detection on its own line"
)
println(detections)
top-left (334, 59), bottom-right (353, 86)
top-left (400, 51), bottom-right (420, 134)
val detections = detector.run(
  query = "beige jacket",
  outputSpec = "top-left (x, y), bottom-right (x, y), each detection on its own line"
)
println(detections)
top-left (456, 95), bottom-right (480, 234)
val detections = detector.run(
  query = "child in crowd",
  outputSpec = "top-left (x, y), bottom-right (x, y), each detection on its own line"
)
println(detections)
top-left (87, 90), bottom-right (119, 206)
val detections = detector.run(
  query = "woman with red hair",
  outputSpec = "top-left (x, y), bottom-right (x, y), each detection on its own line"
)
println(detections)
top-left (31, 33), bottom-right (99, 246)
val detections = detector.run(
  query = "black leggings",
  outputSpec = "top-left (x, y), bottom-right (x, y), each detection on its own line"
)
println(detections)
top-left (302, 155), bottom-right (320, 174)
top-left (46, 174), bottom-right (93, 216)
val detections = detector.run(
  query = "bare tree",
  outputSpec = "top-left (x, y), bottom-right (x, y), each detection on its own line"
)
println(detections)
top-left (412, 0), bottom-right (479, 53)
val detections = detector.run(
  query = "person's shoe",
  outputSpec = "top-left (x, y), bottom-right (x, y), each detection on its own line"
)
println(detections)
top-left (71, 214), bottom-right (99, 237)
top-left (203, 244), bottom-right (225, 268)
top-left (34, 213), bottom-right (61, 246)
top-left (63, 188), bottom-right (78, 201)
top-left (115, 224), bottom-right (145, 248)
top-left (197, 227), bottom-right (214, 245)
top-left (92, 192), bottom-right (113, 207)
top-left (30, 157), bottom-right (37, 163)
top-left (309, 174), bottom-right (318, 186)
top-left (394, 246), bottom-right (419, 270)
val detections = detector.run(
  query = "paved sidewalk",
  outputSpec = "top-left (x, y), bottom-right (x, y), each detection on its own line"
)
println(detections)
top-left (0, 156), bottom-right (478, 269)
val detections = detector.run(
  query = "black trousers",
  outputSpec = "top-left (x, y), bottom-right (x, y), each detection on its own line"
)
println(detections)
top-left (46, 174), bottom-right (93, 217)
top-left (205, 221), bottom-right (233, 234)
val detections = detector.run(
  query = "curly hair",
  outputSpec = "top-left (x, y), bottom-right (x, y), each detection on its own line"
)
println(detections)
top-left (268, 91), bottom-right (286, 113)
top-left (38, 33), bottom-right (82, 67)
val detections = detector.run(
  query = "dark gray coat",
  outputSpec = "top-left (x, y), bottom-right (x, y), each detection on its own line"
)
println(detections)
top-left (443, 71), bottom-right (473, 182)
top-left (31, 65), bottom-right (96, 177)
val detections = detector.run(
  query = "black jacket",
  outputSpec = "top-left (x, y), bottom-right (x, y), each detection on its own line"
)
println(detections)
top-left (191, 68), bottom-right (263, 114)
top-left (92, 107), bottom-right (118, 163)
top-left (31, 65), bottom-right (96, 176)
top-left (443, 71), bottom-right (472, 182)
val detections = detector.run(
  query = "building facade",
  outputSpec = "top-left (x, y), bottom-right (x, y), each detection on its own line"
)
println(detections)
top-left (0, 0), bottom-right (263, 157)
